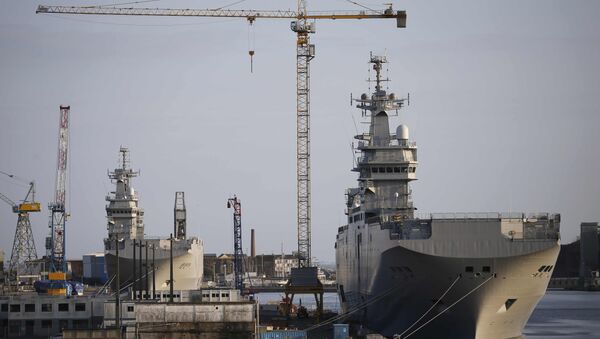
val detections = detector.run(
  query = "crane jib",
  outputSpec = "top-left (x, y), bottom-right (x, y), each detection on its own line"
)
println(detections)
top-left (36, 5), bottom-right (405, 25)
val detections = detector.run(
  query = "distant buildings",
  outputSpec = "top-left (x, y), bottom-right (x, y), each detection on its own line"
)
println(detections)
top-left (580, 222), bottom-right (600, 278)
top-left (552, 222), bottom-right (600, 290)
top-left (203, 253), bottom-right (300, 282)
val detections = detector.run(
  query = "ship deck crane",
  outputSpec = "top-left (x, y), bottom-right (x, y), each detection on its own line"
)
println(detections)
top-left (0, 171), bottom-right (40, 279)
top-left (36, 2), bottom-right (406, 270)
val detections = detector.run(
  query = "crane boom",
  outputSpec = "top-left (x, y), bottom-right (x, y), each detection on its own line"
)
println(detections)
top-left (0, 192), bottom-right (18, 212)
top-left (36, 5), bottom-right (405, 24)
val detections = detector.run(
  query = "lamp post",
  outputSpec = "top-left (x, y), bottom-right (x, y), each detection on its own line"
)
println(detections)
top-left (169, 233), bottom-right (174, 303)
top-left (132, 239), bottom-right (136, 300)
top-left (151, 244), bottom-right (156, 300)
top-left (145, 240), bottom-right (149, 299)
top-left (114, 236), bottom-right (123, 339)
top-left (138, 241), bottom-right (143, 299)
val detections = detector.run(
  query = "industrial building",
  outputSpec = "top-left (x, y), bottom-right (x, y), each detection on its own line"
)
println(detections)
top-left (0, 294), bottom-right (107, 337)
top-left (551, 222), bottom-right (600, 290)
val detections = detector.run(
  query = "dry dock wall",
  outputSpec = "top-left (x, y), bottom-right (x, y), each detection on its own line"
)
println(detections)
top-left (135, 302), bottom-right (256, 338)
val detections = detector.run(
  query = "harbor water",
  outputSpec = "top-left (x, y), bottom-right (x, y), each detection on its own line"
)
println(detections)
top-left (257, 290), bottom-right (600, 338)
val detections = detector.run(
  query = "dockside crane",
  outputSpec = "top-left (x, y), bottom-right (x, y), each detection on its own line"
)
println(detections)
top-left (227, 196), bottom-right (243, 293)
top-left (174, 192), bottom-right (186, 240)
top-left (0, 171), bottom-right (40, 279)
top-left (36, 2), bottom-right (406, 270)
top-left (46, 105), bottom-right (70, 274)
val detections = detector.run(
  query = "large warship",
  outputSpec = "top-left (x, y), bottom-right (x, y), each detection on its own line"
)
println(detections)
top-left (104, 147), bottom-right (203, 291)
top-left (335, 55), bottom-right (560, 338)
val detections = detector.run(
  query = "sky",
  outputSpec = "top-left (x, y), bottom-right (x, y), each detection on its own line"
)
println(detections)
top-left (1, 0), bottom-right (599, 265)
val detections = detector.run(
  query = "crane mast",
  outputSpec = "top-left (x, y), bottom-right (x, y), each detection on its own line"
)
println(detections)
top-left (292, 0), bottom-right (314, 268)
top-left (227, 196), bottom-right (243, 293)
top-left (36, 1), bottom-right (406, 271)
top-left (47, 105), bottom-right (70, 273)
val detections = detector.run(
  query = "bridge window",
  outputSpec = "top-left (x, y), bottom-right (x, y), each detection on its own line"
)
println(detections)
top-left (465, 266), bottom-right (474, 273)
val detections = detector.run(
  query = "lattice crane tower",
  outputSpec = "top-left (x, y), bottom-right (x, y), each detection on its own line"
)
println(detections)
top-left (227, 196), bottom-right (243, 292)
top-left (36, 3), bottom-right (406, 269)
top-left (0, 173), bottom-right (40, 278)
top-left (46, 105), bottom-right (70, 273)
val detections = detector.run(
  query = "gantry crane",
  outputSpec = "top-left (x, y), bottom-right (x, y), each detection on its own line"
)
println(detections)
top-left (36, 2), bottom-right (406, 269)
top-left (0, 171), bottom-right (40, 278)
top-left (46, 105), bottom-right (70, 273)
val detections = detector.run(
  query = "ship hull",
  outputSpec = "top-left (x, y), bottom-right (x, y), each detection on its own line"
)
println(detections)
top-left (340, 243), bottom-right (559, 338)
top-left (105, 237), bottom-right (203, 291)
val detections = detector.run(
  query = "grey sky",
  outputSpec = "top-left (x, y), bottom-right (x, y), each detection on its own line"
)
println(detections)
top-left (1, 0), bottom-right (599, 264)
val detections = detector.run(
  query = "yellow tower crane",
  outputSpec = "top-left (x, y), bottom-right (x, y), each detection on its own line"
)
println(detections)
top-left (36, 1), bottom-right (406, 271)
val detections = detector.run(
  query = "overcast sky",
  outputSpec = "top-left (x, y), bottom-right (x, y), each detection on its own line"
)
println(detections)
top-left (1, 0), bottom-right (599, 265)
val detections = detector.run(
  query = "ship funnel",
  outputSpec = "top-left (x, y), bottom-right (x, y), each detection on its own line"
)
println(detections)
top-left (396, 124), bottom-right (409, 141)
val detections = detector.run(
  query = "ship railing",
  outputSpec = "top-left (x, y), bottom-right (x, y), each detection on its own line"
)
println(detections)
top-left (357, 140), bottom-right (417, 149)
top-left (412, 212), bottom-right (560, 222)
top-left (411, 212), bottom-right (560, 241)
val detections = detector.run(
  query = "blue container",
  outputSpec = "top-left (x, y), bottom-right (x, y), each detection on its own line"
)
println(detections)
top-left (333, 323), bottom-right (349, 339)
top-left (260, 330), bottom-right (307, 339)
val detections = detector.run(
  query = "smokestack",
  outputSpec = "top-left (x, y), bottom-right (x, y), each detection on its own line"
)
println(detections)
top-left (251, 229), bottom-right (256, 258)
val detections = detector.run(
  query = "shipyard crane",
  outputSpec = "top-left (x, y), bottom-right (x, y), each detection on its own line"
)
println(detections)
top-left (46, 105), bottom-right (70, 273)
top-left (0, 171), bottom-right (40, 278)
top-left (36, 2), bottom-right (406, 269)
top-left (227, 196), bottom-right (243, 293)
top-left (174, 192), bottom-right (186, 240)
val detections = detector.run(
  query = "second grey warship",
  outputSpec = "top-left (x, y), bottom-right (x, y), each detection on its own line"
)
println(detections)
top-left (104, 147), bottom-right (203, 292)
top-left (335, 55), bottom-right (560, 338)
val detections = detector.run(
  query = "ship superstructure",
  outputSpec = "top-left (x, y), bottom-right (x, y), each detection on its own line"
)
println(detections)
top-left (335, 55), bottom-right (560, 338)
top-left (104, 147), bottom-right (203, 292)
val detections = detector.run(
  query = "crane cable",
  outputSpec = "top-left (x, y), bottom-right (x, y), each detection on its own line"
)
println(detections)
top-left (247, 19), bottom-right (256, 73)
top-left (0, 170), bottom-right (29, 187)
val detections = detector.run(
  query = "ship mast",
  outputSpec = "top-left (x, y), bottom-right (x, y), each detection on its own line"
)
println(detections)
top-left (352, 55), bottom-right (416, 220)
top-left (106, 147), bottom-right (144, 241)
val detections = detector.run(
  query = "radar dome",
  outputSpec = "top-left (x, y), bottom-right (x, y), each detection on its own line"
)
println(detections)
top-left (396, 125), bottom-right (409, 140)
top-left (361, 93), bottom-right (368, 100)
top-left (389, 93), bottom-right (396, 100)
